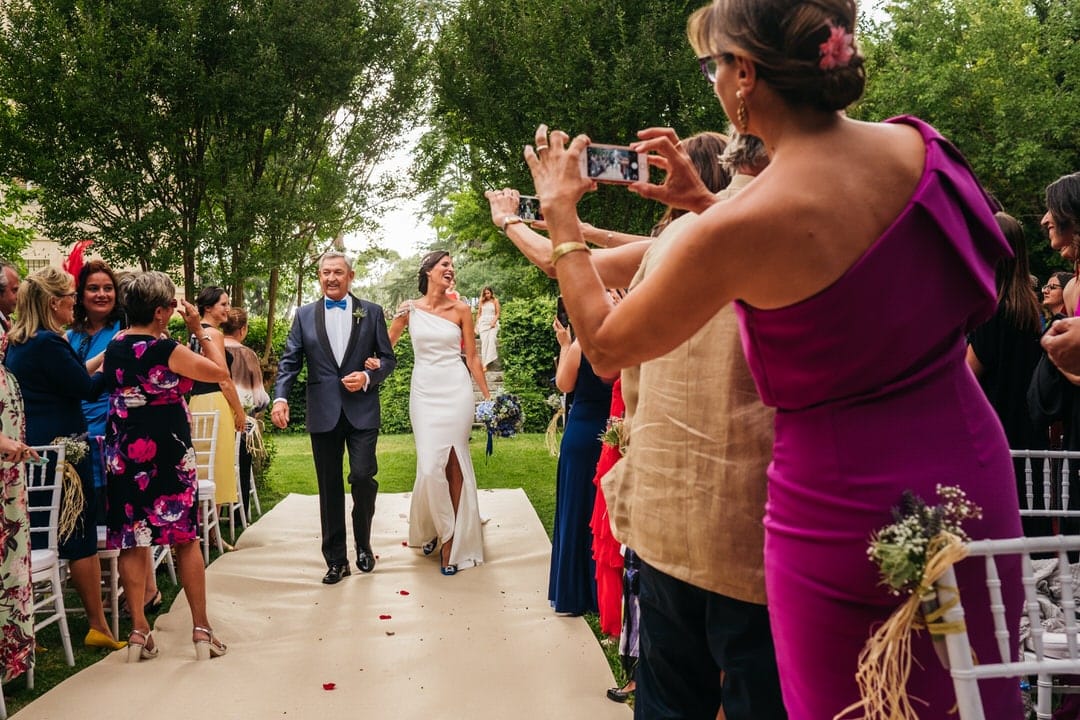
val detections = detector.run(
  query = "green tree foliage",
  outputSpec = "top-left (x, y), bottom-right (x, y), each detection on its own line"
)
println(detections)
top-left (856, 0), bottom-right (1080, 277)
top-left (499, 296), bottom-right (559, 433)
top-left (0, 180), bottom-right (40, 262)
top-left (418, 0), bottom-right (724, 284)
top-left (0, 0), bottom-right (428, 346)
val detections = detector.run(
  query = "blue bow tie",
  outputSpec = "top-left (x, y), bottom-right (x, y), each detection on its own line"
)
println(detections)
top-left (325, 298), bottom-right (348, 310)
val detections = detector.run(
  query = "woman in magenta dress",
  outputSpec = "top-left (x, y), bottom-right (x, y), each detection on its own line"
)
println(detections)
top-left (518, 0), bottom-right (1024, 716)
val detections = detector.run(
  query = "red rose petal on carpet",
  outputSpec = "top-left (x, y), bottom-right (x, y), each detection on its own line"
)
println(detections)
top-left (323, 683), bottom-right (336, 691)
top-left (379, 614), bottom-right (391, 620)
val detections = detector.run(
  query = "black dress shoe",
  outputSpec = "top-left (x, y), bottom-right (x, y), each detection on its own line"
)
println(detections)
top-left (322, 564), bottom-right (351, 584)
top-left (356, 550), bottom-right (376, 573)
top-left (606, 685), bottom-right (634, 703)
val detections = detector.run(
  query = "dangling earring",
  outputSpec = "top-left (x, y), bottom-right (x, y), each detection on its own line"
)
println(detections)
top-left (736, 90), bottom-right (749, 133)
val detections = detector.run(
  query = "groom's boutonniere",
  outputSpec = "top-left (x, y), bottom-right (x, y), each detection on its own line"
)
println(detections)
top-left (352, 306), bottom-right (366, 322)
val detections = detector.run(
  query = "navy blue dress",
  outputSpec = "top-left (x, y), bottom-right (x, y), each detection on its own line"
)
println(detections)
top-left (549, 353), bottom-right (611, 615)
top-left (5, 331), bottom-right (104, 559)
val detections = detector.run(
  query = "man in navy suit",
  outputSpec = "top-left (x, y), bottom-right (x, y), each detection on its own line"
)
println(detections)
top-left (271, 251), bottom-right (396, 584)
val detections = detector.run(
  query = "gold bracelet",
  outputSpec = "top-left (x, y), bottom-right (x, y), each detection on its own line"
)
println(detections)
top-left (550, 242), bottom-right (591, 265)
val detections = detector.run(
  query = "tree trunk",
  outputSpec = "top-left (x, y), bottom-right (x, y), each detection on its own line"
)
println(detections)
top-left (263, 265), bottom-right (279, 364)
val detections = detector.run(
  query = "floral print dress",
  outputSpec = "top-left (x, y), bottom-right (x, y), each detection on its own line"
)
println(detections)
top-left (0, 338), bottom-right (33, 682)
top-left (103, 335), bottom-right (198, 549)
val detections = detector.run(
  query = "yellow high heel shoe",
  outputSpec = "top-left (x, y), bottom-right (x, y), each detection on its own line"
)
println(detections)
top-left (193, 626), bottom-right (227, 661)
top-left (126, 629), bottom-right (158, 664)
top-left (85, 628), bottom-right (127, 651)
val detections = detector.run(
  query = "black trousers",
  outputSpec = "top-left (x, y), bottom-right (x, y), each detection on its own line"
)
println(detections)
top-left (309, 414), bottom-right (379, 567)
top-left (635, 562), bottom-right (787, 720)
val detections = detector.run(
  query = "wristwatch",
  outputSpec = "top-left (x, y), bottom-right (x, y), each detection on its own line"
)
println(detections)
top-left (501, 215), bottom-right (523, 233)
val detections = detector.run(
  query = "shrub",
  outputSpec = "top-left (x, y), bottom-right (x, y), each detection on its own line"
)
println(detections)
top-left (499, 297), bottom-right (559, 433)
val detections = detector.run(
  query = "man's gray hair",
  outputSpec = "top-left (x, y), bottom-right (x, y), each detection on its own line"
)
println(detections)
top-left (318, 250), bottom-right (354, 270)
top-left (0, 260), bottom-right (16, 291)
top-left (720, 129), bottom-right (769, 175)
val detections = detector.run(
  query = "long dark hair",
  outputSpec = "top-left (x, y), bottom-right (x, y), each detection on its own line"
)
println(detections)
top-left (71, 259), bottom-right (124, 332)
top-left (418, 251), bottom-right (450, 294)
top-left (195, 286), bottom-right (227, 316)
top-left (995, 212), bottom-right (1041, 334)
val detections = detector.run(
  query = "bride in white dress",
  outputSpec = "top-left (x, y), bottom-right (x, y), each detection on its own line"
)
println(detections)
top-left (386, 251), bottom-right (491, 575)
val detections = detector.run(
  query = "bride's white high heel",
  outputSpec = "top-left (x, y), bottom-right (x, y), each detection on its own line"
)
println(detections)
top-left (193, 626), bottom-right (228, 660)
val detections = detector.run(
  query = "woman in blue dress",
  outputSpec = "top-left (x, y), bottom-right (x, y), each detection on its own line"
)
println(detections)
top-left (550, 317), bottom-right (611, 615)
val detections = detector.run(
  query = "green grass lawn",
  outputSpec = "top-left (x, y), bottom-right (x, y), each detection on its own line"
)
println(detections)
top-left (266, 431), bottom-right (559, 536)
top-left (6, 431), bottom-right (630, 715)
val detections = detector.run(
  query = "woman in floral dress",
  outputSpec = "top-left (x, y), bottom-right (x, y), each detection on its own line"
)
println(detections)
top-left (104, 271), bottom-right (230, 663)
top-left (0, 337), bottom-right (35, 685)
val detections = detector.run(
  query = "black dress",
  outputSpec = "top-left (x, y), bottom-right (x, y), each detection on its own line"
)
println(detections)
top-left (103, 335), bottom-right (198, 549)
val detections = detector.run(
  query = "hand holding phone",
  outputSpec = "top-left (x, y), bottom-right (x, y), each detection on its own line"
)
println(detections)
top-left (556, 296), bottom-right (570, 328)
top-left (580, 143), bottom-right (648, 185)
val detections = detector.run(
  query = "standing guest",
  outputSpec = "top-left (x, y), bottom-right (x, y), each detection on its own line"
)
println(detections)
top-left (271, 251), bottom-right (396, 584)
top-left (1043, 271), bottom-right (1072, 323)
top-left (549, 318), bottom-right (611, 615)
top-left (1040, 173), bottom-right (1080, 372)
top-left (387, 251), bottom-right (489, 575)
top-left (104, 271), bottom-right (229, 661)
top-left (5, 266), bottom-right (125, 651)
top-left (188, 287), bottom-right (245, 520)
top-left (221, 308), bottom-right (270, 519)
top-left (591, 377), bottom-right (625, 638)
top-left (475, 286), bottom-right (501, 370)
top-left (67, 260), bottom-right (161, 616)
top-left (0, 262), bottom-right (18, 333)
top-left (967, 213), bottom-right (1047, 536)
top-left (0, 340), bottom-right (36, 685)
top-left (490, 131), bottom-right (781, 718)
top-left (521, 0), bottom-right (1026, 716)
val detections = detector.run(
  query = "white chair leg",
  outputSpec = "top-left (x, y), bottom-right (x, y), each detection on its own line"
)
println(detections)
top-left (0, 673), bottom-right (7, 720)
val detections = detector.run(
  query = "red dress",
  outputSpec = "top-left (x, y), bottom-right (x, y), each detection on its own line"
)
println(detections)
top-left (590, 379), bottom-right (624, 637)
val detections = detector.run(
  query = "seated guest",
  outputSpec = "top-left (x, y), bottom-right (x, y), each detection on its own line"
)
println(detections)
top-left (5, 266), bottom-right (124, 651)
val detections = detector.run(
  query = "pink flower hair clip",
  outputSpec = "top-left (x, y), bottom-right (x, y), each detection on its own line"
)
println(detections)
top-left (818, 21), bottom-right (855, 70)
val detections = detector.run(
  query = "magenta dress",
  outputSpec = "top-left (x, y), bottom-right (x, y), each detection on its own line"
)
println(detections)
top-left (735, 117), bottom-right (1024, 718)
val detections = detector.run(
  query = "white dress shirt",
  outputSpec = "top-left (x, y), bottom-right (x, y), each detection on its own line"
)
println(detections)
top-left (324, 296), bottom-right (351, 365)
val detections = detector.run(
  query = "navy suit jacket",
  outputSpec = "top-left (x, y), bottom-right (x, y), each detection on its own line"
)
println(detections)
top-left (274, 295), bottom-right (396, 434)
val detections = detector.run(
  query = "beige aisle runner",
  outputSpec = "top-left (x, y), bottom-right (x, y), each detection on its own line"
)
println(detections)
top-left (18, 490), bottom-right (630, 720)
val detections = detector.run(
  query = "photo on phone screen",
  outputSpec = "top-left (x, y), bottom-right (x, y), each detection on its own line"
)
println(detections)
top-left (580, 144), bottom-right (647, 184)
top-left (556, 296), bottom-right (570, 328)
top-left (518, 195), bottom-right (543, 223)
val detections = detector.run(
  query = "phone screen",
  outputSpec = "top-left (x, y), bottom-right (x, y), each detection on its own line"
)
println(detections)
top-left (584, 145), bottom-right (643, 183)
top-left (518, 195), bottom-right (543, 223)
top-left (556, 296), bottom-right (570, 328)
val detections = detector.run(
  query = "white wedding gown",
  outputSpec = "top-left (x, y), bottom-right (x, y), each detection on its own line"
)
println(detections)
top-left (406, 307), bottom-right (484, 570)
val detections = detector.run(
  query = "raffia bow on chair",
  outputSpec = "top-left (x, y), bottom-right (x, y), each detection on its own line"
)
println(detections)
top-left (834, 531), bottom-right (971, 720)
top-left (52, 436), bottom-right (90, 545)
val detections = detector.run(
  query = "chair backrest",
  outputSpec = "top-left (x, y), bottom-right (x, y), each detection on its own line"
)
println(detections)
top-left (24, 444), bottom-right (66, 552)
top-left (190, 410), bottom-right (220, 484)
top-left (936, 534), bottom-right (1080, 720)
top-left (1011, 449), bottom-right (1080, 519)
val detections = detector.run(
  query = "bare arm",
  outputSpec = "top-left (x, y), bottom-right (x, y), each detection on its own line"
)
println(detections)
top-left (524, 127), bottom-right (749, 377)
top-left (388, 301), bottom-right (410, 347)
top-left (555, 334), bottom-right (581, 393)
top-left (460, 304), bottom-right (490, 399)
top-left (485, 188), bottom-right (651, 288)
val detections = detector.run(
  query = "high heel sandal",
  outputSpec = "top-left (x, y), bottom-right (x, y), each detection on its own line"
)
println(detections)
top-left (144, 589), bottom-right (163, 615)
top-left (422, 536), bottom-right (438, 556)
top-left (440, 543), bottom-right (457, 576)
top-left (193, 626), bottom-right (228, 661)
top-left (126, 629), bottom-right (158, 664)
top-left (85, 628), bottom-right (127, 651)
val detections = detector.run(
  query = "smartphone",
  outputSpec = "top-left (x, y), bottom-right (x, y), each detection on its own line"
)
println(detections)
top-left (518, 195), bottom-right (543, 223)
top-left (580, 143), bottom-right (647, 184)
top-left (556, 296), bottom-right (570, 328)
